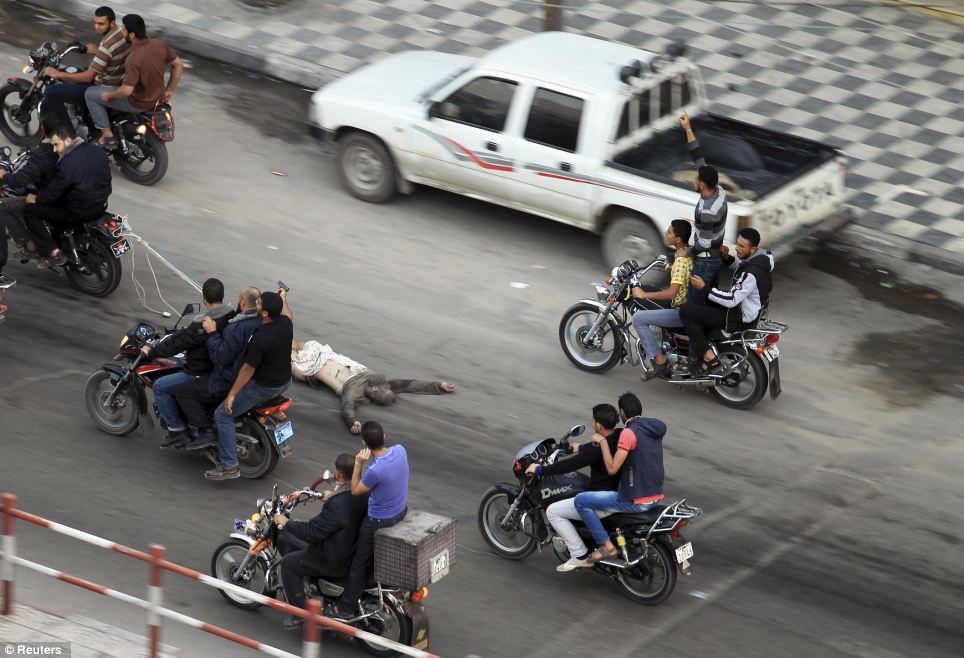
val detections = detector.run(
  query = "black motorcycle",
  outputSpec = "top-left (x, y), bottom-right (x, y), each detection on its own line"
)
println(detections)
top-left (84, 307), bottom-right (294, 479)
top-left (559, 256), bottom-right (787, 410)
top-left (477, 425), bottom-right (701, 605)
top-left (0, 41), bottom-right (173, 185)
top-left (0, 144), bottom-right (126, 298)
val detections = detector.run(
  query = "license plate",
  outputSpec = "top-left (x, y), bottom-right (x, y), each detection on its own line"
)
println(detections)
top-left (273, 421), bottom-right (294, 445)
top-left (764, 344), bottom-right (780, 362)
top-left (111, 238), bottom-right (132, 258)
top-left (675, 542), bottom-right (694, 563)
top-left (429, 549), bottom-right (450, 583)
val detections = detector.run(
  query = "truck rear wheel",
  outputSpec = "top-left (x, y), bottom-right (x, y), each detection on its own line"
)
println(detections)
top-left (601, 214), bottom-right (667, 280)
top-left (337, 132), bottom-right (397, 203)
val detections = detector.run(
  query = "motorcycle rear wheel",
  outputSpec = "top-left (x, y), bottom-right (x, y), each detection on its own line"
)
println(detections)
top-left (559, 302), bottom-right (624, 373)
top-left (65, 236), bottom-right (122, 298)
top-left (477, 488), bottom-right (537, 560)
top-left (115, 131), bottom-right (169, 186)
top-left (355, 597), bottom-right (413, 657)
top-left (236, 417), bottom-right (280, 479)
top-left (615, 540), bottom-right (677, 605)
top-left (0, 85), bottom-right (43, 147)
top-left (709, 347), bottom-right (767, 410)
top-left (85, 370), bottom-right (139, 436)
top-left (211, 538), bottom-right (268, 610)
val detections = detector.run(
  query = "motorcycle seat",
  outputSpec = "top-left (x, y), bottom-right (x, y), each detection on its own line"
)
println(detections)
top-left (603, 506), bottom-right (666, 528)
top-left (256, 395), bottom-right (289, 410)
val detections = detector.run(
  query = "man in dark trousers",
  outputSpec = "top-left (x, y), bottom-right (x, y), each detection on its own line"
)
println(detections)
top-left (22, 123), bottom-right (111, 268)
top-left (204, 290), bottom-right (293, 481)
top-left (335, 421), bottom-right (409, 619)
top-left (140, 278), bottom-right (233, 449)
top-left (273, 453), bottom-right (369, 630)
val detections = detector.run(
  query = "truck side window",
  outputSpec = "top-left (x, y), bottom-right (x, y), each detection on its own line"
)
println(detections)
top-left (659, 79), bottom-right (674, 117)
top-left (617, 90), bottom-right (651, 139)
top-left (436, 77), bottom-right (517, 132)
top-left (524, 88), bottom-right (584, 153)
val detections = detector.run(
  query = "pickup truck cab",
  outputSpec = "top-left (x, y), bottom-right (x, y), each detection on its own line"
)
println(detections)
top-left (309, 32), bottom-right (851, 266)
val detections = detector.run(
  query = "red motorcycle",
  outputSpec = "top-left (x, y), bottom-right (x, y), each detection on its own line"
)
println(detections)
top-left (83, 305), bottom-right (294, 479)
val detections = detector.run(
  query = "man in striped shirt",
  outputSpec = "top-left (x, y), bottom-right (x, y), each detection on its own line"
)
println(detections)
top-left (679, 112), bottom-right (727, 301)
top-left (42, 6), bottom-right (130, 127)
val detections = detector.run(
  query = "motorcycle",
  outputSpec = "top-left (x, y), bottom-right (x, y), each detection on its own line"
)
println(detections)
top-left (0, 144), bottom-right (127, 298)
top-left (477, 425), bottom-right (701, 605)
top-left (559, 256), bottom-right (787, 410)
top-left (0, 41), bottom-right (173, 185)
top-left (83, 307), bottom-right (293, 479)
top-left (211, 477), bottom-right (428, 656)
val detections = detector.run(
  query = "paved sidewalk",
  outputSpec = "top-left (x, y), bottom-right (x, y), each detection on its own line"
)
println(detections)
top-left (0, 604), bottom-right (178, 657)
top-left (23, 0), bottom-right (964, 269)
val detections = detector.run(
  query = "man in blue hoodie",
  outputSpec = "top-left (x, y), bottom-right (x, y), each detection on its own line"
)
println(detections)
top-left (572, 391), bottom-right (666, 565)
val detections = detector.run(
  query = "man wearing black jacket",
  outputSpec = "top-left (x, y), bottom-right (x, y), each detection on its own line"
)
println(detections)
top-left (273, 454), bottom-right (369, 630)
top-left (526, 403), bottom-right (623, 572)
top-left (23, 123), bottom-right (111, 268)
top-left (140, 278), bottom-right (233, 448)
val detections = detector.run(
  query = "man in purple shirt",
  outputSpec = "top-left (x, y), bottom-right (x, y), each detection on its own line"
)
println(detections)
top-left (336, 421), bottom-right (409, 617)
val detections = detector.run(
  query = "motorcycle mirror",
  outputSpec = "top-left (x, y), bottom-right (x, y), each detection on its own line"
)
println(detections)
top-left (570, 425), bottom-right (586, 438)
top-left (322, 469), bottom-right (333, 481)
top-left (0, 146), bottom-right (10, 159)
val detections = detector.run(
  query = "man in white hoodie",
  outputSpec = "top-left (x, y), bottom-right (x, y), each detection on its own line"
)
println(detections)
top-left (680, 227), bottom-right (774, 374)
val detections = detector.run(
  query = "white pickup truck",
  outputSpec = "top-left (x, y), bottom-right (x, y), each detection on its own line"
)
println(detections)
top-left (308, 32), bottom-right (851, 265)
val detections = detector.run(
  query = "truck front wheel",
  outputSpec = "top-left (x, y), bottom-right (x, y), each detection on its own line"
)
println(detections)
top-left (601, 214), bottom-right (666, 274)
top-left (337, 132), bottom-right (397, 203)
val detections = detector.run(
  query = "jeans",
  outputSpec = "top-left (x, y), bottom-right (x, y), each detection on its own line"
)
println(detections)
top-left (213, 379), bottom-right (290, 467)
top-left (43, 82), bottom-right (90, 127)
top-left (84, 86), bottom-right (139, 130)
top-left (152, 371), bottom-right (194, 432)
top-left (0, 197), bottom-right (27, 274)
top-left (689, 254), bottom-right (721, 302)
top-left (338, 509), bottom-right (407, 613)
top-left (174, 375), bottom-right (221, 429)
top-left (679, 302), bottom-right (728, 361)
top-left (631, 307), bottom-right (683, 360)
top-left (546, 496), bottom-right (610, 559)
top-left (574, 491), bottom-right (658, 545)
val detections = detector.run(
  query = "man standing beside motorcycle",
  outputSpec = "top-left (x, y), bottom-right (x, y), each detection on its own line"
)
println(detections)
top-left (205, 290), bottom-right (293, 481)
top-left (272, 453), bottom-right (369, 630)
top-left (138, 278), bottom-right (233, 449)
top-left (176, 286), bottom-right (262, 450)
top-left (335, 421), bottom-right (409, 619)
top-left (22, 122), bottom-right (111, 268)
top-left (572, 392), bottom-right (666, 564)
top-left (525, 403), bottom-right (624, 572)
top-left (84, 14), bottom-right (183, 149)
top-left (41, 6), bottom-right (131, 128)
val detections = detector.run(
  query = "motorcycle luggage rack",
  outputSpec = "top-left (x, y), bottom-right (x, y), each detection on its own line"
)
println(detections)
top-left (643, 499), bottom-right (701, 543)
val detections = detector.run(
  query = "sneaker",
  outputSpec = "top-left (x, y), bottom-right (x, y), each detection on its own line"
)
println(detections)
top-left (204, 463), bottom-right (240, 480)
top-left (556, 555), bottom-right (592, 572)
top-left (183, 430), bottom-right (216, 451)
top-left (160, 429), bottom-right (188, 448)
top-left (282, 614), bottom-right (303, 631)
top-left (0, 274), bottom-right (15, 289)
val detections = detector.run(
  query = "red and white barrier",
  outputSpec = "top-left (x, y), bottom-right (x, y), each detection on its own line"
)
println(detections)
top-left (0, 493), bottom-right (442, 658)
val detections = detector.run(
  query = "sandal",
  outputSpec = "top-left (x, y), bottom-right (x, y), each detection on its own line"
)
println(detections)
top-left (95, 135), bottom-right (118, 150)
top-left (37, 251), bottom-right (67, 269)
top-left (700, 356), bottom-right (722, 375)
top-left (588, 545), bottom-right (619, 563)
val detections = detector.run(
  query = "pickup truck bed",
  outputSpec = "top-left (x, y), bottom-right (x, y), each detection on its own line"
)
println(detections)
top-left (609, 115), bottom-right (839, 201)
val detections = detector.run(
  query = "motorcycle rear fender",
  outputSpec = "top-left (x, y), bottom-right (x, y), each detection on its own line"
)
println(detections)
top-left (408, 602), bottom-right (430, 652)
top-left (99, 363), bottom-right (148, 416)
top-left (5, 78), bottom-right (32, 95)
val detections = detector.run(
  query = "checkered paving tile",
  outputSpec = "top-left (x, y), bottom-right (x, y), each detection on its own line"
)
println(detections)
top-left (164, 0), bottom-right (964, 255)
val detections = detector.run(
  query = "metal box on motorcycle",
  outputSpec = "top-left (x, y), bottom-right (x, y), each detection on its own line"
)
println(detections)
top-left (374, 510), bottom-right (456, 591)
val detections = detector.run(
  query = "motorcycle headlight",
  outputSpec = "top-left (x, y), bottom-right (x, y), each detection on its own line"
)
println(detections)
top-left (119, 335), bottom-right (129, 348)
top-left (594, 284), bottom-right (610, 302)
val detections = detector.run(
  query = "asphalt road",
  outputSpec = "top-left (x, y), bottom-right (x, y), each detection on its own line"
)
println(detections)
top-left (1, 9), bottom-right (963, 658)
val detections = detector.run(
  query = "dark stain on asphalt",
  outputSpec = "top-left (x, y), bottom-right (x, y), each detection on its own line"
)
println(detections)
top-left (811, 244), bottom-right (964, 406)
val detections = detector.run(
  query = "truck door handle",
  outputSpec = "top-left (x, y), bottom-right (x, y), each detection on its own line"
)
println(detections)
top-left (560, 162), bottom-right (572, 172)
top-left (485, 142), bottom-right (500, 152)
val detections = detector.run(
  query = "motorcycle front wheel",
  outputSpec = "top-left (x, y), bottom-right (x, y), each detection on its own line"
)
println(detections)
top-left (115, 131), bottom-right (169, 186)
top-left (709, 347), bottom-right (768, 410)
top-left (0, 84), bottom-right (43, 146)
top-left (84, 370), bottom-right (139, 435)
top-left (211, 538), bottom-right (268, 610)
top-left (477, 488), bottom-right (537, 560)
top-left (558, 302), bottom-right (624, 373)
top-left (615, 540), bottom-right (677, 605)
top-left (236, 417), bottom-right (280, 479)
top-left (65, 236), bottom-right (122, 298)
top-left (355, 597), bottom-right (413, 657)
